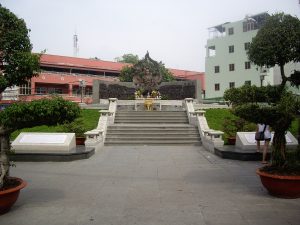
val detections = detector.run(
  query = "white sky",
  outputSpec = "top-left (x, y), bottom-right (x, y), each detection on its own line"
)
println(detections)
top-left (2, 0), bottom-right (300, 71)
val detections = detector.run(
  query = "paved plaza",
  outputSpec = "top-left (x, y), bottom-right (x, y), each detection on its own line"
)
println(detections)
top-left (1, 146), bottom-right (300, 225)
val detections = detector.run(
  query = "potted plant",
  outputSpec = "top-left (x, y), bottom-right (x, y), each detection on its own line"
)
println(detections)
top-left (225, 85), bottom-right (300, 198)
top-left (222, 117), bottom-right (255, 145)
top-left (62, 118), bottom-right (86, 145)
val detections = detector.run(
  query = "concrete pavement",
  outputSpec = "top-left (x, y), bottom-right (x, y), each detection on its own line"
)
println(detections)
top-left (1, 146), bottom-right (299, 225)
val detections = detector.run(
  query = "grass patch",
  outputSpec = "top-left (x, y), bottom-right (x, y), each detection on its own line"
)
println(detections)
top-left (11, 109), bottom-right (100, 140)
top-left (204, 109), bottom-right (236, 131)
top-left (205, 109), bottom-right (298, 137)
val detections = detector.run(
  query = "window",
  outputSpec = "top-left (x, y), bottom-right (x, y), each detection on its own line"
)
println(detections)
top-left (215, 83), bottom-right (220, 91)
top-left (243, 21), bottom-right (257, 32)
top-left (214, 66), bottom-right (220, 73)
top-left (228, 27), bottom-right (234, 35)
top-left (245, 61), bottom-right (251, 69)
top-left (36, 87), bottom-right (47, 95)
top-left (244, 42), bottom-right (250, 50)
top-left (48, 88), bottom-right (63, 94)
top-left (85, 87), bottom-right (93, 96)
top-left (245, 80), bottom-right (251, 86)
top-left (19, 81), bottom-right (31, 95)
top-left (208, 46), bottom-right (216, 57)
top-left (229, 45), bottom-right (234, 53)
top-left (229, 64), bottom-right (235, 71)
top-left (229, 82), bottom-right (235, 88)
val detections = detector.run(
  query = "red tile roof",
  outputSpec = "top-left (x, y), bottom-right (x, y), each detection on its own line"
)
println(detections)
top-left (169, 68), bottom-right (204, 78)
top-left (40, 54), bottom-right (129, 72)
top-left (40, 54), bottom-right (203, 78)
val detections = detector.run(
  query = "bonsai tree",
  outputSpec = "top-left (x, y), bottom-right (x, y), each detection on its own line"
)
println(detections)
top-left (225, 85), bottom-right (299, 170)
top-left (225, 12), bottom-right (300, 169)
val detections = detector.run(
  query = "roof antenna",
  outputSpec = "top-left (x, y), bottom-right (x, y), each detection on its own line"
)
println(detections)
top-left (73, 30), bottom-right (79, 57)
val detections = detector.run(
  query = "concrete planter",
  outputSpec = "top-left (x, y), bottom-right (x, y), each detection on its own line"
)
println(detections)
top-left (0, 177), bottom-right (27, 215)
top-left (256, 168), bottom-right (300, 199)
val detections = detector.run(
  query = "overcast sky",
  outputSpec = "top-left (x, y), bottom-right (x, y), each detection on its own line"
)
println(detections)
top-left (2, 0), bottom-right (300, 71)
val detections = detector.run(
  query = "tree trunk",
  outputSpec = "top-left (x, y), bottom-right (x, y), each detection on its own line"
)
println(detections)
top-left (0, 127), bottom-right (10, 189)
top-left (280, 64), bottom-right (287, 88)
top-left (271, 130), bottom-right (287, 168)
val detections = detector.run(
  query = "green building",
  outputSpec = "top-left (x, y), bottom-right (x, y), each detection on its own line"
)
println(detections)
top-left (204, 12), bottom-right (299, 99)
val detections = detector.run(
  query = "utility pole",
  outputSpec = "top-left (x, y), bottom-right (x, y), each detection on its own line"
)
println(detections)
top-left (79, 79), bottom-right (86, 103)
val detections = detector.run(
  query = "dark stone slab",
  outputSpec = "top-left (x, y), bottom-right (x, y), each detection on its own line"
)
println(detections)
top-left (10, 146), bottom-right (95, 162)
top-left (214, 146), bottom-right (270, 161)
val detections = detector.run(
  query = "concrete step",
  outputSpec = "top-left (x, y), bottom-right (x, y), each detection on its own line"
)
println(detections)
top-left (115, 115), bottom-right (187, 118)
top-left (114, 120), bottom-right (188, 124)
top-left (108, 126), bottom-right (198, 131)
top-left (106, 133), bottom-right (200, 138)
top-left (106, 130), bottom-right (199, 135)
top-left (104, 140), bottom-right (202, 146)
top-left (106, 136), bottom-right (201, 140)
top-left (116, 112), bottom-right (187, 116)
top-left (105, 110), bottom-right (201, 146)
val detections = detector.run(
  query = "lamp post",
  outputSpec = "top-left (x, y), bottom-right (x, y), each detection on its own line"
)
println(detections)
top-left (260, 74), bottom-right (266, 87)
top-left (79, 79), bottom-right (86, 103)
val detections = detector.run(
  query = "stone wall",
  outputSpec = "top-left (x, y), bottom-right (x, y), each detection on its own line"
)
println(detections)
top-left (92, 80), bottom-right (197, 102)
top-left (158, 81), bottom-right (195, 100)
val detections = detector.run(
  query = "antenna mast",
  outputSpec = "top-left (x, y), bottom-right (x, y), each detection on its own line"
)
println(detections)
top-left (73, 32), bottom-right (79, 57)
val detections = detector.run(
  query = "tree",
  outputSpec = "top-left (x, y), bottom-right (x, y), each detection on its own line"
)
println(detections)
top-left (0, 6), bottom-right (80, 189)
top-left (224, 85), bottom-right (299, 169)
top-left (115, 53), bottom-right (139, 64)
top-left (119, 53), bottom-right (175, 83)
top-left (240, 13), bottom-right (300, 169)
top-left (119, 66), bottom-right (134, 82)
top-left (0, 4), bottom-right (40, 94)
top-left (247, 13), bottom-right (300, 88)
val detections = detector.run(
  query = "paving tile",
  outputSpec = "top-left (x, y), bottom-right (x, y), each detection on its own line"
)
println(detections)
top-left (2, 145), bottom-right (299, 225)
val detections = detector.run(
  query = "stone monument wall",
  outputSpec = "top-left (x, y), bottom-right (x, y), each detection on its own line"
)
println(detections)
top-left (92, 80), bottom-right (198, 102)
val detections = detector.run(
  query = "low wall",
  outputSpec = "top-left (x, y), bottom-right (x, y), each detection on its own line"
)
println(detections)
top-left (92, 80), bottom-right (198, 103)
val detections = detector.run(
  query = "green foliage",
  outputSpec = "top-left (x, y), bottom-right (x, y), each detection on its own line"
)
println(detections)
top-left (115, 53), bottom-right (139, 64)
top-left (0, 97), bottom-right (80, 132)
top-left (10, 109), bottom-right (99, 140)
top-left (159, 63), bottom-right (175, 82)
top-left (119, 66), bottom-right (134, 82)
top-left (247, 13), bottom-right (300, 86)
top-left (62, 118), bottom-right (85, 137)
top-left (225, 84), bottom-right (300, 168)
top-left (0, 5), bottom-right (40, 93)
top-left (205, 109), bottom-right (255, 142)
top-left (248, 13), bottom-right (300, 67)
top-left (118, 53), bottom-right (175, 83)
top-left (224, 85), bottom-right (283, 106)
top-left (222, 117), bottom-right (256, 138)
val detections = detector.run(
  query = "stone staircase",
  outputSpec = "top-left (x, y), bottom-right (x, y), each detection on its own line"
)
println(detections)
top-left (105, 111), bottom-right (201, 146)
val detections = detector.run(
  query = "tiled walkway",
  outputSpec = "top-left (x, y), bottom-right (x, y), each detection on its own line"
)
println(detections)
top-left (1, 146), bottom-right (300, 225)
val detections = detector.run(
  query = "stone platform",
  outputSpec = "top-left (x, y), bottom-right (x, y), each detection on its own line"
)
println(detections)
top-left (10, 145), bottom-right (95, 162)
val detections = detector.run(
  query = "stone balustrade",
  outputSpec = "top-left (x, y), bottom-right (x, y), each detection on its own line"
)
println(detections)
top-left (84, 98), bottom-right (118, 151)
top-left (184, 98), bottom-right (224, 153)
